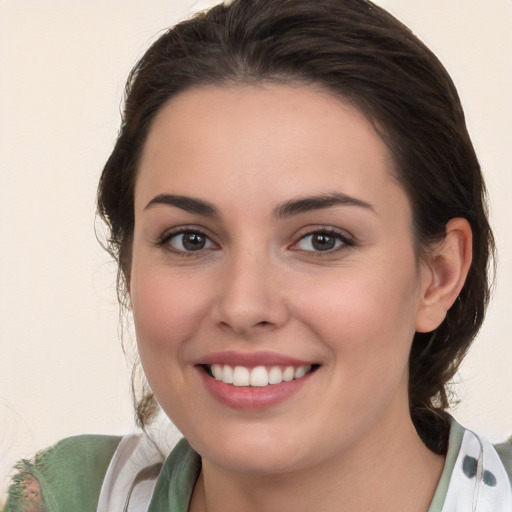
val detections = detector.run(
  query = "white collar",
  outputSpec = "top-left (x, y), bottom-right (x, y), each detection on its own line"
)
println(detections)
top-left (440, 424), bottom-right (512, 511)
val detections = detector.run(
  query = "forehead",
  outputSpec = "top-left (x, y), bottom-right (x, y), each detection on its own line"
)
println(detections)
top-left (135, 83), bottom-right (405, 215)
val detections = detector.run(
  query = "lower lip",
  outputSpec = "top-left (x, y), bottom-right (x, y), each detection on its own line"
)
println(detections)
top-left (198, 369), bottom-right (314, 409)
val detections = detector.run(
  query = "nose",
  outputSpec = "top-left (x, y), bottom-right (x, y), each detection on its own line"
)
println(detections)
top-left (211, 249), bottom-right (290, 337)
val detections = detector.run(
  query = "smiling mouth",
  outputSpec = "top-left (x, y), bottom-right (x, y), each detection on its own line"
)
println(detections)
top-left (201, 364), bottom-right (320, 387)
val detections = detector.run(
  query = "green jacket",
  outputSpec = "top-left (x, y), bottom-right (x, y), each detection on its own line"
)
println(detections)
top-left (4, 422), bottom-right (512, 512)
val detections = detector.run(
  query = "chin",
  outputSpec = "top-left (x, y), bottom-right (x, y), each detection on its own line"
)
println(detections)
top-left (207, 446), bottom-right (308, 475)
top-left (181, 421), bottom-right (305, 472)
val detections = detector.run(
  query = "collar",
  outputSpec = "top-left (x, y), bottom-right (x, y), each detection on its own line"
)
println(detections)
top-left (429, 417), bottom-right (512, 511)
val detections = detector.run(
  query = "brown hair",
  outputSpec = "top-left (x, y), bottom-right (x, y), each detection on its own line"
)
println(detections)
top-left (97, 0), bottom-right (494, 453)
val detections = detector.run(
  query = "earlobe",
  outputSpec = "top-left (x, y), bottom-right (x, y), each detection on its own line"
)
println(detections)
top-left (415, 218), bottom-right (473, 333)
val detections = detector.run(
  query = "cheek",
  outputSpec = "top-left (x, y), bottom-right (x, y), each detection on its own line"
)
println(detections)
top-left (130, 266), bottom-right (211, 360)
top-left (297, 258), bottom-right (421, 367)
top-left (130, 266), bottom-right (217, 422)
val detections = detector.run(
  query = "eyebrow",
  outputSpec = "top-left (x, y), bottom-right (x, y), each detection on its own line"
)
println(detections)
top-left (144, 194), bottom-right (218, 216)
top-left (273, 192), bottom-right (375, 218)
top-left (144, 192), bottom-right (375, 218)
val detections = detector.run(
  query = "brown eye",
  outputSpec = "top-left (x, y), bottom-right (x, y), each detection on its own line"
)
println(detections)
top-left (164, 230), bottom-right (215, 252)
top-left (180, 232), bottom-right (207, 251)
top-left (293, 229), bottom-right (353, 253)
top-left (310, 233), bottom-right (337, 251)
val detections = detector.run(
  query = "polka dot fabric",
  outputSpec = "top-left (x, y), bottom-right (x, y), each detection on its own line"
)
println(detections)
top-left (441, 428), bottom-right (512, 511)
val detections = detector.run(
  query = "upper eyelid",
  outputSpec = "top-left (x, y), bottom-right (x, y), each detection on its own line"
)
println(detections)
top-left (155, 226), bottom-right (218, 248)
top-left (290, 227), bottom-right (356, 252)
top-left (293, 226), bottom-right (355, 243)
top-left (158, 225), bottom-right (214, 240)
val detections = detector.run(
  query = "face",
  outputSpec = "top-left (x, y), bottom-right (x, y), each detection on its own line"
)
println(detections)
top-left (130, 84), bottom-right (433, 475)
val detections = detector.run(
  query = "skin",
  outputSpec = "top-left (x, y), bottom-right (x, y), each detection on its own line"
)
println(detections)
top-left (129, 84), bottom-right (472, 512)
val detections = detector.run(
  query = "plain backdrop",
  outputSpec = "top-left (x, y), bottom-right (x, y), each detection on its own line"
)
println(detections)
top-left (1, 0), bottom-right (511, 499)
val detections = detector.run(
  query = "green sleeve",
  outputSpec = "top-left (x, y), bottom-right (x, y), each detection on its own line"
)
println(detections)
top-left (4, 434), bottom-right (121, 512)
top-left (495, 437), bottom-right (512, 487)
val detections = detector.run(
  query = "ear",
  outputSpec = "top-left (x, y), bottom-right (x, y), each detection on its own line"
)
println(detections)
top-left (415, 218), bottom-right (473, 333)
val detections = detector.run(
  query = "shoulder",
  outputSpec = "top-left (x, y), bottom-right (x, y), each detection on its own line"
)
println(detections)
top-left (39, 434), bottom-right (122, 473)
top-left (430, 419), bottom-right (512, 511)
top-left (495, 437), bottom-right (512, 486)
top-left (4, 434), bottom-right (122, 512)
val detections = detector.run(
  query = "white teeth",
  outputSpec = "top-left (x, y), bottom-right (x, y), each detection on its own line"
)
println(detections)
top-left (268, 366), bottom-right (283, 384)
top-left (222, 365), bottom-right (234, 384)
top-left (208, 364), bottom-right (313, 387)
top-left (212, 364), bottom-right (223, 380)
top-left (282, 366), bottom-right (295, 382)
top-left (250, 366), bottom-right (269, 387)
top-left (233, 366), bottom-right (250, 386)
top-left (294, 366), bottom-right (308, 379)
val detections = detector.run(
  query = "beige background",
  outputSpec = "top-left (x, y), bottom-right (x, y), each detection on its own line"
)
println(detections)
top-left (1, 0), bottom-right (511, 498)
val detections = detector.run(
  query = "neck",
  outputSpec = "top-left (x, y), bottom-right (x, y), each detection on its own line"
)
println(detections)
top-left (189, 413), bottom-right (444, 512)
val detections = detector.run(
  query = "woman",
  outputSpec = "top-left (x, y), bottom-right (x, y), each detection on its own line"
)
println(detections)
top-left (5, 0), bottom-right (511, 510)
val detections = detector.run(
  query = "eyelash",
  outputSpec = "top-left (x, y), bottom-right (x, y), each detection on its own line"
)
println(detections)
top-left (155, 227), bottom-right (355, 257)
top-left (291, 227), bottom-right (355, 255)
top-left (154, 228), bottom-right (218, 257)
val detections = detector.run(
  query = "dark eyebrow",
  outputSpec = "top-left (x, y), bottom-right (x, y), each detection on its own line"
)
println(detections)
top-left (144, 194), bottom-right (218, 216)
top-left (144, 192), bottom-right (374, 218)
top-left (273, 192), bottom-right (375, 218)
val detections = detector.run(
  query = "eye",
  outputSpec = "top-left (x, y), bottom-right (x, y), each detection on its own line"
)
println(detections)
top-left (293, 229), bottom-right (353, 253)
top-left (158, 229), bottom-right (216, 254)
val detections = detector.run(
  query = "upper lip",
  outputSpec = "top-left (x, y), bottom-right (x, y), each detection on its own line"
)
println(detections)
top-left (194, 350), bottom-right (316, 368)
